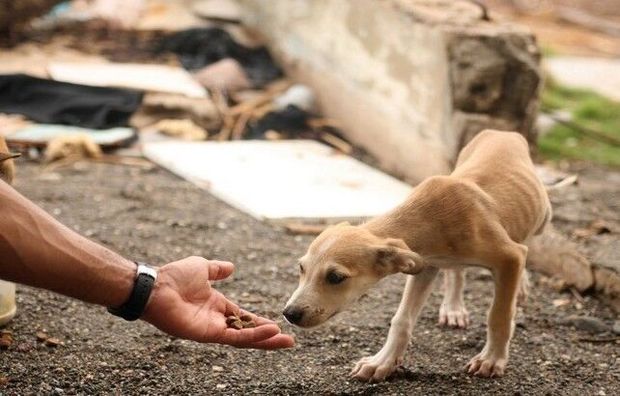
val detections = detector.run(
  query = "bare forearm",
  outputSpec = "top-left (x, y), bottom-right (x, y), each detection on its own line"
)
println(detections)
top-left (0, 180), bottom-right (134, 307)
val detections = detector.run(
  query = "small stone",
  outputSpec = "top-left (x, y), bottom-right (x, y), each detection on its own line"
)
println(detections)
top-left (36, 332), bottom-right (49, 342)
top-left (613, 320), bottom-right (620, 335)
top-left (45, 337), bottom-right (64, 347)
top-left (562, 315), bottom-right (610, 334)
top-left (212, 365), bottom-right (224, 372)
top-left (193, 58), bottom-right (250, 92)
top-left (0, 338), bottom-right (11, 349)
top-left (216, 384), bottom-right (227, 390)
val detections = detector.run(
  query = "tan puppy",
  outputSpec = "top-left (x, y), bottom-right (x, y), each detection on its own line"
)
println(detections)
top-left (283, 130), bottom-right (551, 381)
top-left (0, 136), bottom-right (20, 184)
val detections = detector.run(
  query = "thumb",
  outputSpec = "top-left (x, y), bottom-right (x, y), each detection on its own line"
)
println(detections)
top-left (208, 260), bottom-right (235, 281)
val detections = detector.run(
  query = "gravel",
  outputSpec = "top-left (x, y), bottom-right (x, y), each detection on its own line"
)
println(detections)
top-left (0, 161), bottom-right (618, 395)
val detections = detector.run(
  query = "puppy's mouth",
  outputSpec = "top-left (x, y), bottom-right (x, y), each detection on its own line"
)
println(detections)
top-left (283, 309), bottom-right (342, 328)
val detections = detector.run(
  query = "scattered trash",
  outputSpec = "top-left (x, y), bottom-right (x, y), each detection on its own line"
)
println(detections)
top-left (0, 330), bottom-right (13, 349)
top-left (132, 93), bottom-right (221, 131)
top-left (0, 375), bottom-right (8, 386)
top-left (577, 336), bottom-right (620, 343)
top-left (0, 74), bottom-right (143, 129)
top-left (154, 119), bottom-right (208, 141)
top-left (0, 136), bottom-right (20, 183)
top-left (0, 280), bottom-right (16, 326)
top-left (246, 105), bottom-right (310, 139)
top-left (535, 164), bottom-right (578, 190)
top-left (552, 298), bottom-right (571, 307)
top-left (0, 114), bottom-right (30, 136)
top-left (573, 219), bottom-right (613, 238)
top-left (6, 124), bottom-right (135, 149)
top-left (192, 0), bottom-right (242, 24)
top-left (155, 27), bottom-right (282, 87)
top-left (193, 58), bottom-right (251, 92)
top-left (273, 84), bottom-right (316, 113)
top-left (48, 62), bottom-right (207, 98)
top-left (561, 315), bottom-right (611, 334)
top-left (44, 133), bottom-right (102, 163)
top-left (142, 140), bottom-right (412, 220)
top-left (33, 0), bottom-right (146, 30)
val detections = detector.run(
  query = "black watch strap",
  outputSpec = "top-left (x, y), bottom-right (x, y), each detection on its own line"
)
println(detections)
top-left (107, 262), bottom-right (157, 321)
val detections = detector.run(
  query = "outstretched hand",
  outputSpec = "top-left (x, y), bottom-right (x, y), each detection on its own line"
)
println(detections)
top-left (142, 256), bottom-right (294, 349)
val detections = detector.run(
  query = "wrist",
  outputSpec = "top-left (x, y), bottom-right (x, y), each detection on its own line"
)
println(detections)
top-left (107, 258), bottom-right (139, 307)
top-left (107, 262), bottom-right (158, 321)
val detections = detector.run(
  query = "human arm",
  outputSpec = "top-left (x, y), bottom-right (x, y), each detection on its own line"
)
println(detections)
top-left (0, 180), bottom-right (294, 349)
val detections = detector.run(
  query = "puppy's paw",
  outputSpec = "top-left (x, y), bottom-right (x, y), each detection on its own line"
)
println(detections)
top-left (465, 351), bottom-right (507, 378)
top-left (350, 353), bottom-right (402, 382)
top-left (438, 303), bottom-right (470, 329)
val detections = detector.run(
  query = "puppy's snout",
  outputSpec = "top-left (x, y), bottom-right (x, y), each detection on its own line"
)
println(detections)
top-left (283, 306), bottom-right (304, 325)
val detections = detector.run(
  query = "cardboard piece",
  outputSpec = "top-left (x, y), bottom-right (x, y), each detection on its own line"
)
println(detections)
top-left (143, 140), bottom-right (413, 220)
top-left (48, 62), bottom-right (207, 98)
top-left (6, 124), bottom-right (135, 148)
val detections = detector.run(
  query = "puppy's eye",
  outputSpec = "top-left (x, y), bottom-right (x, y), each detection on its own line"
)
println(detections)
top-left (326, 271), bottom-right (347, 285)
top-left (299, 263), bottom-right (305, 274)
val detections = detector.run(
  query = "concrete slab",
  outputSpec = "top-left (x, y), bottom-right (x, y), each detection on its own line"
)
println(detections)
top-left (545, 56), bottom-right (620, 102)
top-left (142, 140), bottom-right (413, 220)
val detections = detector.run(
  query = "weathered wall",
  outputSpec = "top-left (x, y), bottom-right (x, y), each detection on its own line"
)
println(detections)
top-left (241, 0), bottom-right (541, 183)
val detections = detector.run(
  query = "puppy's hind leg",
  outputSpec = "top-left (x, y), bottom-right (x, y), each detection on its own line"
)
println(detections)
top-left (351, 267), bottom-right (439, 382)
top-left (439, 268), bottom-right (470, 328)
top-left (466, 241), bottom-right (527, 378)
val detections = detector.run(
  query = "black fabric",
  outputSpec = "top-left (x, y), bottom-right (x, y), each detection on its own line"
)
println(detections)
top-left (0, 74), bottom-right (143, 129)
top-left (155, 28), bottom-right (282, 87)
top-left (246, 105), bottom-right (311, 139)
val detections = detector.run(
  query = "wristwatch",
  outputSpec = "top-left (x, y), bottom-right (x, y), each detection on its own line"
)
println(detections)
top-left (107, 262), bottom-right (157, 321)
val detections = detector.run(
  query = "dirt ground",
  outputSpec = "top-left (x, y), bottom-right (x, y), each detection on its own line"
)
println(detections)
top-left (0, 160), bottom-right (618, 395)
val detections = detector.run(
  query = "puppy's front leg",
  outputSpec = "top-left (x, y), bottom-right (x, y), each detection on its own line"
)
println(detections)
top-left (351, 267), bottom-right (439, 382)
top-left (439, 268), bottom-right (469, 328)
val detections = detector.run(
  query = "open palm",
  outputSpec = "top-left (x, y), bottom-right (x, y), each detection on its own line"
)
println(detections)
top-left (142, 257), bottom-right (294, 349)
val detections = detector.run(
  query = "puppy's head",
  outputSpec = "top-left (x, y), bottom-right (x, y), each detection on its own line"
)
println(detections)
top-left (283, 222), bottom-right (424, 327)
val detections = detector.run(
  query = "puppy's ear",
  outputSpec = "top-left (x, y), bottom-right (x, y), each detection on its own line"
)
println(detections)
top-left (374, 239), bottom-right (425, 275)
top-left (0, 152), bottom-right (20, 162)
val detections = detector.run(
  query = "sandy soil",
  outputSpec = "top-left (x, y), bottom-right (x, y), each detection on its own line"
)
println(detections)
top-left (0, 160), bottom-right (618, 395)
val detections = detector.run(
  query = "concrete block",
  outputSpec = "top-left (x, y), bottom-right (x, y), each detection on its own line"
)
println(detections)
top-left (240, 0), bottom-right (542, 183)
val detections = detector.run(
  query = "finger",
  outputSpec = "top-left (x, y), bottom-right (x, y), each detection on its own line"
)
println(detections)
top-left (208, 261), bottom-right (235, 281)
top-left (246, 333), bottom-right (295, 350)
top-left (218, 323), bottom-right (281, 347)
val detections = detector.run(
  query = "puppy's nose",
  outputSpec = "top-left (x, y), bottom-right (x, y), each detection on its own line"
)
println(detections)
top-left (283, 306), bottom-right (304, 325)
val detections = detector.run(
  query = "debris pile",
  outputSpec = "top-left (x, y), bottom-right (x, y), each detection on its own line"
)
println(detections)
top-left (0, 3), bottom-right (354, 170)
